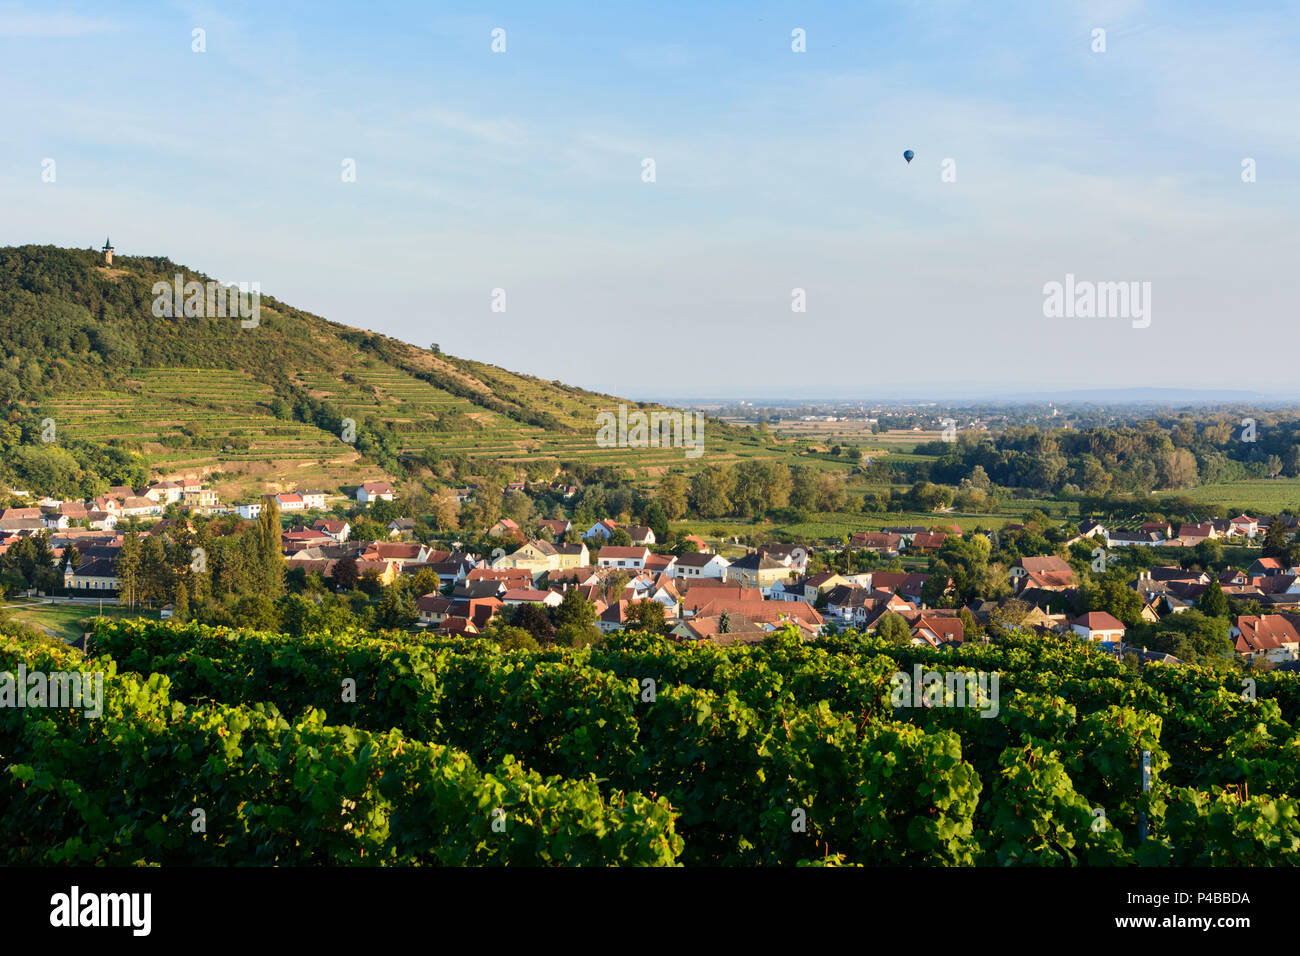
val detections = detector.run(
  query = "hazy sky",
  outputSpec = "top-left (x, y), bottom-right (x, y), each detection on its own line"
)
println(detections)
top-left (2, 0), bottom-right (1297, 400)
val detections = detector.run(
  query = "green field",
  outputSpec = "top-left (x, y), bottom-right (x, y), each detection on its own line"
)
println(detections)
top-left (1, 601), bottom-right (141, 643)
top-left (1171, 479), bottom-right (1300, 514)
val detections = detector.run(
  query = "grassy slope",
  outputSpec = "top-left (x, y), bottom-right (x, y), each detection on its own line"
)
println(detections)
top-left (0, 246), bottom-right (832, 497)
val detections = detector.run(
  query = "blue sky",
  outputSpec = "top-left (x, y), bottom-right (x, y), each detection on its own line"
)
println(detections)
top-left (2, 0), bottom-right (1298, 399)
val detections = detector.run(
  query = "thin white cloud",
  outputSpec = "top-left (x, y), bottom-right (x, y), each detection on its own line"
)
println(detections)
top-left (0, 8), bottom-right (120, 37)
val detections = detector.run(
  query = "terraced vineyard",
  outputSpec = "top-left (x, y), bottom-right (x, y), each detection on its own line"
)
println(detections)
top-left (3, 245), bottom-right (845, 494)
top-left (50, 368), bottom-right (364, 499)
top-left (297, 358), bottom-right (824, 475)
top-left (49, 362), bottom-right (822, 498)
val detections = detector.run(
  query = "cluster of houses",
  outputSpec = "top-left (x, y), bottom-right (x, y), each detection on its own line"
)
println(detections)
top-left (417, 542), bottom-right (827, 643)
top-left (0, 478), bottom-right (222, 536)
top-left (234, 480), bottom-right (393, 518)
top-left (8, 474), bottom-right (1299, 666)
top-left (992, 551), bottom-right (1300, 664)
top-left (1067, 515), bottom-right (1288, 547)
top-left (844, 514), bottom-right (1281, 559)
top-left (405, 521), bottom-right (971, 648)
top-left (847, 526), bottom-right (966, 556)
top-left (3, 479), bottom-right (399, 591)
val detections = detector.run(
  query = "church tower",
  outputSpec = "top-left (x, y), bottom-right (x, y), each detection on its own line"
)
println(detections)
top-left (102, 237), bottom-right (114, 265)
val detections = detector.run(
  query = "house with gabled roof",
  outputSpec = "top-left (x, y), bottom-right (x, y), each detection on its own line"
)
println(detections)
top-left (1070, 519), bottom-right (1109, 544)
top-left (556, 542), bottom-right (590, 568)
top-left (910, 532), bottom-right (948, 553)
top-left (1010, 556), bottom-right (1074, 588)
top-left (467, 567), bottom-right (534, 590)
top-left (282, 528), bottom-right (335, 553)
top-left (756, 544), bottom-right (807, 572)
top-left (493, 539), bottom-right (588, 578)
top-left (597, 545), bottom-right (651, 570)
top-left (1070, 611), bottom-right (1126, 642)
top-left (911, 615), bottom-right (964, 648)
top-left (624, 525), bottom-right (656, 546)
top-left (681, 596), bottom-right (823, 633)
top-left (1248, 557), bottom-right (1287, 578)
top-left (145, 481), bottom-right (183, 504)
top-left (582, 519), bottom-right (619, 540)
top-left (415, 594), bottom-right (452, 626)
top-left (643, 553), bottom-right (677, 575)
top-left (537, 518), bottom-right (571, 539)
top-left (63, 556), bottom-right (120, 592)
top-left (1233, 614), bottom-right (1300, 662)
top-left (356, 481), bottom-right (395, 505)
top-left (311, 518), bottom-right (350, 542)
top-left (1228, 515), bottom-right (1259, 539)
top-left (725, 552), bottom-right (793, 592)
top-left (1107, 529), bottom-right (1165, 548)
top-left (58, 501), bottom-right (89, 521)
top-left (1175, 522), bottom-right (1216, 545)
top-left (670, 551), bottom-right (730, 580)
top-left (120, 496), bottom-right (162, 517)
top-left (598, 599), bottom-right (632, 633)
top-left (502, 588), bottom-right (563, 608)
top-left (849, 531), bottom-right (902, 555)
top-left (489, 517), bottom-right (522, 538)
top-left (670, 614), bottom-right (767, 644)
top-left (796, 571), bottom-right (848, 602)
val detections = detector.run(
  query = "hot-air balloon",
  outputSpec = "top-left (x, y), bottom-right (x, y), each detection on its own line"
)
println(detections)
top-left (903, 149), bottom-right (915, 164)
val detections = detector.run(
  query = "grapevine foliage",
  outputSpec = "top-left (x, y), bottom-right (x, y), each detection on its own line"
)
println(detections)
top-left (2, 620), bottom-right (1299, 865)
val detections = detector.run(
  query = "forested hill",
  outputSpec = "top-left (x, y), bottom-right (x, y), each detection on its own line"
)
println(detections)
top-left (0, 243), bottom-right (600, 426)
top-left (0, 245), bottom-right (771, 500)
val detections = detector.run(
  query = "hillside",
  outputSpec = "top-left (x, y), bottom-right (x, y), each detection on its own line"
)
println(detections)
top-left (0, 245), bottom-right (799, 500)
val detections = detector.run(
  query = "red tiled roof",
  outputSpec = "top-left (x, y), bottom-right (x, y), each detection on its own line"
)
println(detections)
top-left (1235, 615), bottom-right (1300, 654)
top-left (1071, 611), bottom-right (1125, 631)
top-left (1018, 556), bottom-right (1073, 574)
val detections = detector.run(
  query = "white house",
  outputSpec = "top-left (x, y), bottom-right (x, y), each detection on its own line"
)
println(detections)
top-left (120, 496), bottom-right (162, 517)
top-left (1107, 530), bottom-right (1165, 548)
top-left (1229, 515), bottom-right (1259, 539)
top-left (670, 552), bottom-right (731, 580)
top-left (86, 511), bottom-right (117, 531)
top-left (597, 546), bottom-right (651, 571)
top-left (1070, 611), bottom-right (1126, 642)
top-left (234, 501), bottom-right (263, 520)
top-left (501, 588), bottom-right (564, 608)
top-left (312, 518), bottom-right (351, 542)
top-left (624, 525), bottom-right (656, 546)
top-left (357, 481), bottom-right (395, 505)
top-left (301, 490), bottom-right (328, 510)
top-left (145, 481), bottom-right (183, 505)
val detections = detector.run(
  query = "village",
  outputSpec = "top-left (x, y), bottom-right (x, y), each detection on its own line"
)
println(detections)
top-left (2, 474), bottom-right (1297, 668)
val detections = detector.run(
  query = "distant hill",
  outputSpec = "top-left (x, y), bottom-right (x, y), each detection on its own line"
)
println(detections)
top-left (0, 245), bottom-right (787, 501)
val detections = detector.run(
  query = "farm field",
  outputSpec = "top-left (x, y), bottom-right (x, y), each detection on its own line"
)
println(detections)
top-left (668, 505), bottom-right (1059, 548)
top-left (1, 601), bottom-right (140, 643)
top-left (1170, 479), bottom-right (1300, 515)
